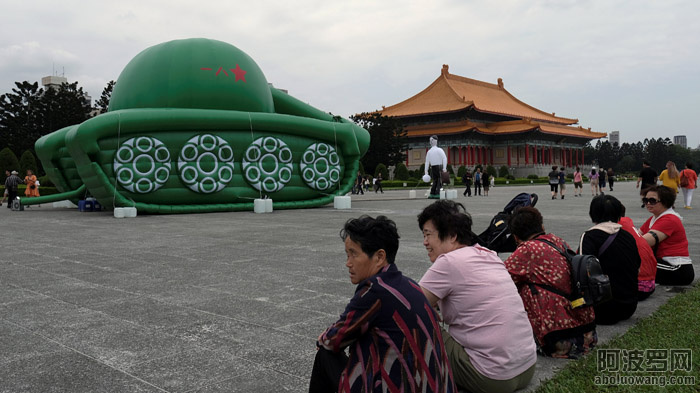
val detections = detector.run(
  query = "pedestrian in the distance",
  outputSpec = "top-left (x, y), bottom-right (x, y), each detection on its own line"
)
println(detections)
top-left (548, 166), bottom-right (559, 200)
top-left (607, 168), bottom-right (616, 191)
top-left (598, 168), bottom-right (607, 195)
top-left (462, 169), bottom-right (472, 197)
top-left (573, 167), bottom-right (583, 197)
top-left (4, 170), bottom-right (23, 209)
top-left (375, 173), bottom-right (384, 193)
top-left (482, 172), bottom-right (490, 196)
top-left (473, 168), bottom-right (482, 196)
top-left (558, 167), bottom-right (566, 199)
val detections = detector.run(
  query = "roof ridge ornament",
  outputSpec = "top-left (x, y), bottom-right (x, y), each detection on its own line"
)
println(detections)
top-left (442, 64), bottom-right (449, 75)
top-left (497, 78), bottom-right (504, 88)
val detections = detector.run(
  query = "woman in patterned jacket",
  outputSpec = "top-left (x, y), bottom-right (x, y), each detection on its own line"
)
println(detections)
top-left (505, 207), bottom-right (597, 358)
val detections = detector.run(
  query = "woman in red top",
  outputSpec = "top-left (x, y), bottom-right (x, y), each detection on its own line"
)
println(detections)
top-left (641, 185), bottom-right (694, 286)
top-left (505, 207), bottom-right (597, 359)
top-left (618, 212), bottom-right (657, 300)
top-left (679, 162), bottom-right (697, 209)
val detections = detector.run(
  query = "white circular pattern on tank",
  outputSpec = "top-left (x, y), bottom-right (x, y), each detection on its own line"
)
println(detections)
top-left (177, 134), bottom-right (235, 193)
top-left (242, 137), bottom-right (293, 193)
top-left (300, 143), bottom-right (342, 191)
top-left (114, 136), bottom-right (171, 193)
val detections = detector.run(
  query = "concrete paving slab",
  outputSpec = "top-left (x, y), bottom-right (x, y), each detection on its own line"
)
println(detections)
top-left (0, 181), bottom-right (697, 392)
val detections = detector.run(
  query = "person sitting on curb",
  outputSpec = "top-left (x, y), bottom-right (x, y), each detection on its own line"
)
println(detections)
top-left (310, 215), bottom-right (455, 393)
top-left (580, 195), bottom-right (641, 325)
top-left (640, 185), bottom-right (694, 286)
top-left (617, 205), bottom-right (657, 300)
top-left (418, 200), bottom-right (536, 393)
top-left (505, 207), bottom-right (597, 358)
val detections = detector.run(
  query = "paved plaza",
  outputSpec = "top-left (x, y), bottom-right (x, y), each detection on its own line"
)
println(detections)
top-left (1, 181), bottom-right (698, 392)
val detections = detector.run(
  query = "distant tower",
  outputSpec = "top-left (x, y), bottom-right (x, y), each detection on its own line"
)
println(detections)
top-left (41, 75), bottom-right (67, 90)
top-left (673, 135), bottom-right (687, 148)
top-left (41, 74), bottom-right (92, 108)
top-left (609, 131), bottom-right (620, 146)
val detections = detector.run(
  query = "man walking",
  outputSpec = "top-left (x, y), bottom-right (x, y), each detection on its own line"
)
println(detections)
top-left (4, 170), bottom-right (24, 209)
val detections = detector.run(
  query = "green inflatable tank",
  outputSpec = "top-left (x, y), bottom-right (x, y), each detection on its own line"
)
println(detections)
top-left (33, 38), bottom-right (370, 213)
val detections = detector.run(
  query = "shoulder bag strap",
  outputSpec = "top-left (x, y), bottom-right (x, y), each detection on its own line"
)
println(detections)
top-left (598, 232), bottom-right (618, 255)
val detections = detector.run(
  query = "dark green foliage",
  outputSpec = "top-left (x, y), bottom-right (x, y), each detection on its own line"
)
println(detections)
top-left (527, 174), bottom-right (540, 179)
top-left (358, 161), bottom-right (365, 176)
top-left (456, 165), bottom-right (466, 178)
top-left (419, 164), bottom-right (425, 175)
top-left (1, 80), bottom-right (91, 156)
top-left (96, 80), bottom-right (116, 114)
top-left (351, 112), bottom-right (407, 176)
top-left (374, 163), bottom-right (389, 179)
top-left (583, 137), bottom-right (700, 175)
top-left (485, 165), bottom-right (497, 179)
top-left (394, 163), bottom-right (409, 180)
top-left (38, 175), bottom-right (54, 187)
top-left (18, 150), bottom-right (38, 176)
top-left (0, 147), bottom-right (19, 182)
top-left (499, 165), bottom-right (510, 178)
top-left (446, 164), bottom-right (454, 175)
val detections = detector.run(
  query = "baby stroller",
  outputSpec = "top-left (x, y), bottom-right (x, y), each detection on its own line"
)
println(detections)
top-left (477, 192), bottom-right (538, 253)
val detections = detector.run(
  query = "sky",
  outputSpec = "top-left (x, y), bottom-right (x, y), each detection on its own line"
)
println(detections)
top-left (2, 0), bottom-right (699, 148)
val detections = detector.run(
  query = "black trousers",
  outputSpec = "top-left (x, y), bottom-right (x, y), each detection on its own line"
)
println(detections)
top-left (463, 182), bottom-right (471, 196)
top-left (430, 165), bottom-right (442, 195)
top-left (594, 300), bottom-right (637, 325)
top-left (474, 181), bottom-right (481, 195)
top-left (7, 189), bottom-right (17, 208)
top-left (656, 263), bottom-right (694, 286)
top-left (309, 348), bottom-right (348, 393)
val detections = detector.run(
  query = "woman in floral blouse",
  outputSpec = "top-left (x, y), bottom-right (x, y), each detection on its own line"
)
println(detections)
top-left (505, 207), bottom-right (597, 358)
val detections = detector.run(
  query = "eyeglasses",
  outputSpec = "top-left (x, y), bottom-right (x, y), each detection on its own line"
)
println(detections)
top-left (642, 197), bottom-right (659, 205)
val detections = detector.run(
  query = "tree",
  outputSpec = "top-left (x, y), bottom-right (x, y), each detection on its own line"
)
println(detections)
top-left (40, 81), bottom-right (91, 134)
top-left (394, 163), bottom-right (409, 180)
top-left (374, 163), bottom-right (389, 180)
top-left (498, 165), bottom-right (509, 178)
top-left (485, 165), bottom-right (497, 179)
top-left (95, 80), bottom-right (116, 114)
top-left (351, 112), bottom-right (407, 176)
top-left (0, 147), bottom-right (19, 182)
top-left (18, 150), bottom-right (38, 176)
top-left (456, 165), bottom-right (466, 178)
top-left (0, 81), bottom-right (43, 154)
top-left (0, 80), bottom-right (91, 155)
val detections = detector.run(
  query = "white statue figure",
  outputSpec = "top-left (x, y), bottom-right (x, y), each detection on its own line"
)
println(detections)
top-left (424, 135), bottom-right (447, 198)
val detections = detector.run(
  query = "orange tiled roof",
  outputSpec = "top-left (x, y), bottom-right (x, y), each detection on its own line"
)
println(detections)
top-left (380, 65), bottom-right (578, 125)
top-left (405, 119), bottom-right (606, 139)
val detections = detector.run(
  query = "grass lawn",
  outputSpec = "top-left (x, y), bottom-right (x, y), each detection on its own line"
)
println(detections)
top-left (536, 284), bottom-right (700, 392)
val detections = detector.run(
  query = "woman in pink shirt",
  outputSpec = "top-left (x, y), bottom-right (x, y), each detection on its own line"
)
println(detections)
top-left (573, 167), bottom-right (583, 197)
top-left (418, 200), bottom-right (536, 393)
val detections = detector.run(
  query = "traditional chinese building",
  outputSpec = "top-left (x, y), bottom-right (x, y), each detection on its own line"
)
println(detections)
top-left (378, 65), bottom-right (606, 176)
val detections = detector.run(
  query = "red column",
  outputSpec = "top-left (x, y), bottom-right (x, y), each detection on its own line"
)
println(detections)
top-left (549, 146), bottom-right (553, 165)
top-left (525, 144), bottom-right (529, 165)
top-left (507, 146), bottom-right (511, 167)
top-left (406, 149), bottom-right (409, 166)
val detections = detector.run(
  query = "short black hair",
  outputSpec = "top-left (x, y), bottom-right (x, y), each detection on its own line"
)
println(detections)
top-left (508, 207), bottom-right (544, 241)
top-left (645, 185), bottom-right (676, 209)
top-left (643, 160), bottom-right (650, 166)
top-left (417, 200), bottom-right (475, 245)
top-left (589, 195), bottom-right (624, 224)
top-left (340, 215), bottom-right (399, 264)
top-left (686, 162), bottom-right (694, 170)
